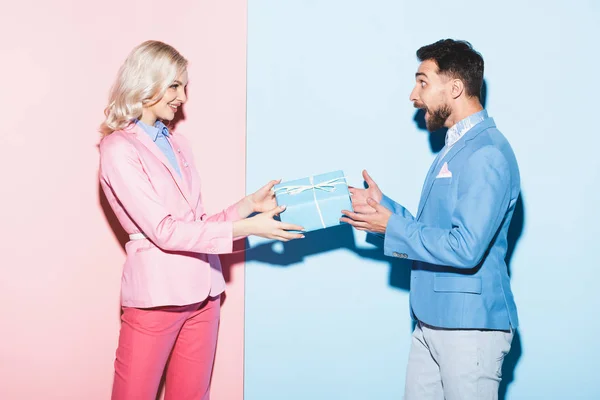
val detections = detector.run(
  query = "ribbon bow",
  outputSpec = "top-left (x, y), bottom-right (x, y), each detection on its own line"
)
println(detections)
top-left (274, 176), bottom-right (347, 196)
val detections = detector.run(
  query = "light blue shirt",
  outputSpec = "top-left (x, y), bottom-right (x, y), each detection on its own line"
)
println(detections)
top-left (136, 119), bottom-right (182, 177)
top-left (442, 109), bottom-right (488, 157)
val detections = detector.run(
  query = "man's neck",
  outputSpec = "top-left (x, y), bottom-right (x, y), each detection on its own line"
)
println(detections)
top-left (446, 101), bottom-right (484, 128)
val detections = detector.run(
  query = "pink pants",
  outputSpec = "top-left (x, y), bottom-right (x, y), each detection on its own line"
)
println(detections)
top-left (111, 296), bottom-right (220, 400)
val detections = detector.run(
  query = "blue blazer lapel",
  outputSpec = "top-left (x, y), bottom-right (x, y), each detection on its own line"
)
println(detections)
top-left (416, 151), bottom-right (444, 218)
top-left (416, 118), bottom-right (496, 220)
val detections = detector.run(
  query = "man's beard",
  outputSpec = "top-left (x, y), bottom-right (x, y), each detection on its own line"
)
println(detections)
top-left (425, 104), bottom-right (452, 132)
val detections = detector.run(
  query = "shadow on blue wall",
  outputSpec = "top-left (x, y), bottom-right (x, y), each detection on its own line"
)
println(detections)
top-left (500, 193), bottom-right (524, 400)
top-left (245, 223), bottom-right (412, 291)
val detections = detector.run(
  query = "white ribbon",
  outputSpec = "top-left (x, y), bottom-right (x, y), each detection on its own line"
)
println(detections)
top-left (274, 176), bottom-right (347, 229)
top-left (273, 177), bottom-right (347, 196)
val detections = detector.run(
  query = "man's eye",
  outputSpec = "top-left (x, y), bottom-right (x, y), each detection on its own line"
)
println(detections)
top-left (420, 81), bottom-right (426, 88)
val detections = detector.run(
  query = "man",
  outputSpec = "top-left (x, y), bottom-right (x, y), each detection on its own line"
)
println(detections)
top-left (341, 39), bottom-right (520, 400)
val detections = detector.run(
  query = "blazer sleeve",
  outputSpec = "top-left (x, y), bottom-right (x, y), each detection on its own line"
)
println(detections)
top-left (383, 146), bottom-right (511, 268)
top-left (380, 194), bottom-right (416, 220)
top-left (203, 200), bottom-right (244, 223)
top-left (100, 138), bottom-right (234, 254)
top-left (368, 194), bottom-right (416, 240)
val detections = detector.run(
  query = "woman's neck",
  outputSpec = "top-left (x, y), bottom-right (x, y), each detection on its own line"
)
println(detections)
top-left (139, 112), bottom-right (157, 126)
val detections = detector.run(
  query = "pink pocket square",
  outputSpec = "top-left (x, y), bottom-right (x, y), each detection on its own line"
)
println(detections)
top-left (435, 162), bottom-right (452, 179)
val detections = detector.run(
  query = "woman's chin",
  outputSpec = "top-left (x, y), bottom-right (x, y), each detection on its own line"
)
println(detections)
top-left (160, 112), bottom-right (175, 122)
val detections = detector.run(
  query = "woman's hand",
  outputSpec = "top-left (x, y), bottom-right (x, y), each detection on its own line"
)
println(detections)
top-left (233, 205), bottom-right (305, 241)
top-left (247, 179), bottom-right (280, 213)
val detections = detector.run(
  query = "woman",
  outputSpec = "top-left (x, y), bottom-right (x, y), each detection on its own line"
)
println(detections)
top-left (99, 40), bottom-right (303, 400)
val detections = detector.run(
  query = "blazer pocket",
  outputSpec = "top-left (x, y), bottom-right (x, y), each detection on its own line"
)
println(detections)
top-left (433, 177), bottom-right (452, 186)
top-left (433, 276), bottom-right (482, 294)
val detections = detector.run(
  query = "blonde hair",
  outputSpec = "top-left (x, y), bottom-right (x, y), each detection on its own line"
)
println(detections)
top-left (100, 40), bottom-right (188, 136)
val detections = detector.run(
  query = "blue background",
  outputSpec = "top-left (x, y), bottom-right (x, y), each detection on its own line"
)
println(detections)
top-left (245, 1), bottom-right (600, 398)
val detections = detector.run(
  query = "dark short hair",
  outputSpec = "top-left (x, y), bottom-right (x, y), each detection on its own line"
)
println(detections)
top-left (417, 39), bottom-right (484, 100)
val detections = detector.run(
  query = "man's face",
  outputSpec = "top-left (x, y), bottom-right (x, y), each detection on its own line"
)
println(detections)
top-left (410, 60), bottom-right (452, 132)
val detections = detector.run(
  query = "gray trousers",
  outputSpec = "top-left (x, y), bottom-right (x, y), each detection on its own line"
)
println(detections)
top-left (404, 322), bottom-right (513, 400)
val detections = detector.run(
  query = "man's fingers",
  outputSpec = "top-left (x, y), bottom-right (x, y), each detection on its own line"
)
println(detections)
top-left (349, 186), bottom-right (368, 197)
top-left (351, 196), bottom-right (373, 208)
top-left (363, 170), bottom-right (376, 187)
top-left (341, 210), bottom-right (370, 222)
top-left (366, 198), bottom-right (389, 214)
top-left (351, 197), bottom-right (367, 206)
top-left (352, 204), bottom-right (376, 214)
top-left (340, 217), bottom-right (370, 229)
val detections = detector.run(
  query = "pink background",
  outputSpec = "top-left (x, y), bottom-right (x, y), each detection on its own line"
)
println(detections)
top-left (0, 1), bottom-right (246, 399)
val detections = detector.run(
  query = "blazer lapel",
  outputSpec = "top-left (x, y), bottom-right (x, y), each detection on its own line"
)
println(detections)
top-left (416, 118), bottom-right (496, 220)
top-left (129, 124), bottom-right (193, 206)
top-left (442, 118), bottom-right (496, 165)
top-left (416, 151), bottom-right (446, 219)
top-left (168, 134), bottom-right (195, 201)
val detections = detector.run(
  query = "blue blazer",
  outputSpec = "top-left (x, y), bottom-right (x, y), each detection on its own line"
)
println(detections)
top-left (381, 117), bottom-right (519, 330)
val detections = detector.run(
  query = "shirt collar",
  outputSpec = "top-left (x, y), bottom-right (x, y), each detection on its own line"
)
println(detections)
top-left (135, 119), bottom-right (171, 142)
top-left (445, 109), bottom-right (488, 148)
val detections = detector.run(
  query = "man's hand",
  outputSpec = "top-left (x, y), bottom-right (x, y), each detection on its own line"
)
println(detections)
top-left (349, 170), bottom-right (383, 214)
top-left (341, 197), bottom-right (392, 234)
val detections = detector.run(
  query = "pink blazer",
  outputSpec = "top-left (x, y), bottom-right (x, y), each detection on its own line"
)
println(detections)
top-left (99, 123), bottom-right (242, 308)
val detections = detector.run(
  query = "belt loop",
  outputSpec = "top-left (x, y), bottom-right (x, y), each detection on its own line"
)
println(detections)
top-left (129, 232), bottom-right (147, 240)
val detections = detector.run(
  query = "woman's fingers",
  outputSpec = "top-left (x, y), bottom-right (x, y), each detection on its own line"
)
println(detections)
top-left (279, 223), bottom-right (305, 232)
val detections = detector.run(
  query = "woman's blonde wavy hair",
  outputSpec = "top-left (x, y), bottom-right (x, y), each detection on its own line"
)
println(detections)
top-left (100, 40), bottom-right (188, 136)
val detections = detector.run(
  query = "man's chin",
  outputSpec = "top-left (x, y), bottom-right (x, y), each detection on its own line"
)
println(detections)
top-left (425, 114), bottom-right (449, 132)
top-left (426, 122), bottom-right (445, 133)
top-left (425, 118), bottom-right (436, 132)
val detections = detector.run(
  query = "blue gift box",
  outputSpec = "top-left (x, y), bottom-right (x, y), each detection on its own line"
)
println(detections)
top-left (273, 170), bottom-right (353, 232)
